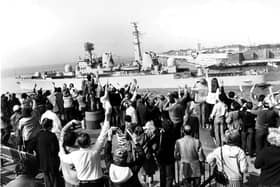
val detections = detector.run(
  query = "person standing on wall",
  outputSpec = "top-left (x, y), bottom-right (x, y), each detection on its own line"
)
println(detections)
top-left (192, 78), bottom-right (208, 128)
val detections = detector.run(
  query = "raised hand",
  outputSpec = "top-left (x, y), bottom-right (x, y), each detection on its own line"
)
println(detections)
top-left (268, 86), bottom-right (273, 95)
top-left (108, 127), bottom-right (118, 140)
top-left (126, 129), bottom-right (137, 144)
top-left (220, 79), bottom-right (224, 86)
top-left (250, 84), bottom-right (256, 93)
top-left (71, 119), bottom-right (81, 126)
top-left (239, 85), bottom-right (243, 93)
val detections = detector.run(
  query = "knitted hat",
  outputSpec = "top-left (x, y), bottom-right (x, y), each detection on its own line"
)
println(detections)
top-left (267, 128), bottom-right (280, 147)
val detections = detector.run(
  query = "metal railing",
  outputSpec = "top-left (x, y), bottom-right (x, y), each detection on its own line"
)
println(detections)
top-left (0, 145), bottom-right (36, 163)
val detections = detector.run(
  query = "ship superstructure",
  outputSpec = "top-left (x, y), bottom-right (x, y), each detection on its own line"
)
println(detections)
top-left (16, 24), bottom-right (280, 90)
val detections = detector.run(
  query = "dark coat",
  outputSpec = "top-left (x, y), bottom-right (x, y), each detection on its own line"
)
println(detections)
top-left (156, 119), bottom-right (176, 164)
top-left (185, 115), bottom-right (200, 139)
top-left (37, 130), bottom-right (60, 173)
top-left (239, 110), bottom-right (256, 132)
top-left (136, 101), bottom-right (148, 126)
top-left (141, 129), bottom-right (160, 176)
top-left (109, 92), bottom-right (122, 107)
top-left (255, 145), bottom-right (280, 185)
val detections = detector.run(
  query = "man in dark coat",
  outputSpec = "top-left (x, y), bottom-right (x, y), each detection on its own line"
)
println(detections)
top-left (9, 93), bottom-right (21, 109)
top-left (255, 127), bottom-right (280, 186)
top-left (37, 118), bottom-right (60, 187)
top-left (250, 101), bottom-right (279, 154)
top-left (109, 87), bottom-right (122, 127)
top-left (156, 112), bottom-right (176, 187)
top-left (184, 107), bottom-right (200, 139)
top-left (163, 92), bottom-right (185, 140)
top-left (239, 102), bottom-right (256, 157)
top-left (136, 98), bottom-right (148, 127)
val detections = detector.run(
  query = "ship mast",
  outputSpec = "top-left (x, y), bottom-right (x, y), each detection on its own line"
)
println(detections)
top-left (132, 22), bottom-right (142, 62)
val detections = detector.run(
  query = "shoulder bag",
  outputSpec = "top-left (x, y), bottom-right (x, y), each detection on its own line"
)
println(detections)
top-left (213, 146), bottom-right (229, 185)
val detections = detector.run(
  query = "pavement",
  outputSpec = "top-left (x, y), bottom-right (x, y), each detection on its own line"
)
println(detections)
top-left (1, 127), bottom-right (261, 187)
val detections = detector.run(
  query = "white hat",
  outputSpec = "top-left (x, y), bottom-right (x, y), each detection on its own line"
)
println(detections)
top-left (13, 105), bottom-right (20, 112)
top-left (143, 121), bottom-right (155, 131)
top-left (109, 164), bottom-right (133, 184)
top-left (267, 127), bottom-right (280, 147)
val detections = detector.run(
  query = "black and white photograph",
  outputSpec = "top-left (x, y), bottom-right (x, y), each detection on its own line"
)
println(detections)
top-left (1, 0), bottom-right (280, 186)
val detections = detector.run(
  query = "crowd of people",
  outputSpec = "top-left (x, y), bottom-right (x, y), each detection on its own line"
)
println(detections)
top-left (1, 75), bottom-right (280, 187)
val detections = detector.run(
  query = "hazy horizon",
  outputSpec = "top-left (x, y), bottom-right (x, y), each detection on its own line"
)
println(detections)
top-left (1, 0), bottom-right (280, 71)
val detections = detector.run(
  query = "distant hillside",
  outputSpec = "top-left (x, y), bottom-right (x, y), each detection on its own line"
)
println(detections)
top-left (248, 44), bottom-right (280, 49)
top-left (161, 43), bottom-right (280, 55)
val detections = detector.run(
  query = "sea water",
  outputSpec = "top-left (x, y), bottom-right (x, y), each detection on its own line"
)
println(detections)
top-left (1, 77), bottom-right (22, 93)
top-left (1, 63), bottom-right (279, 96)
top-left (1, 58), bottom-right (134, 94)
top-left (1, 63), bottom-right (65, 94)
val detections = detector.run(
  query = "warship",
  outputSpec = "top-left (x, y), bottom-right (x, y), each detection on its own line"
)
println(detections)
top-left (16, 23), bottom-right (280, 90)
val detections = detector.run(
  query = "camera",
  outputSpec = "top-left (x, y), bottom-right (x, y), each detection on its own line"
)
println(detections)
top-left (111, 127), bottom-right (119, 134)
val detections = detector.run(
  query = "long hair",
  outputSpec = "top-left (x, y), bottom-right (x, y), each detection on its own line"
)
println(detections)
top-left (211, 78), bottom-right (219, 93)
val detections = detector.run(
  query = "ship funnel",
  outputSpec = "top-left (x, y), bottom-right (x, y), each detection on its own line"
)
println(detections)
top-left (142, 52), bottom-right (153, 71)
top-left (64, 64), bottom-right (73, 72)
top-left (102, 52), bottom-right (114, 68)
top-left (84, 42), bottom-right (94, 63)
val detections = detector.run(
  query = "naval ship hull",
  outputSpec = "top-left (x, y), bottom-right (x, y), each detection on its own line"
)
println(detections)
top-left (17, 73), bottom-right (280, 91)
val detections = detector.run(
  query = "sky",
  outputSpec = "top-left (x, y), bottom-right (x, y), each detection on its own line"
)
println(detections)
top-left (1, 0), bottom-right (280, 70)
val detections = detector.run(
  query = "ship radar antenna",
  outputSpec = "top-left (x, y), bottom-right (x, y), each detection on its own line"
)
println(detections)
top-left (131, 22), bottom-right (142, 62)
top-left (84, 42), bottom-right (94, 64)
